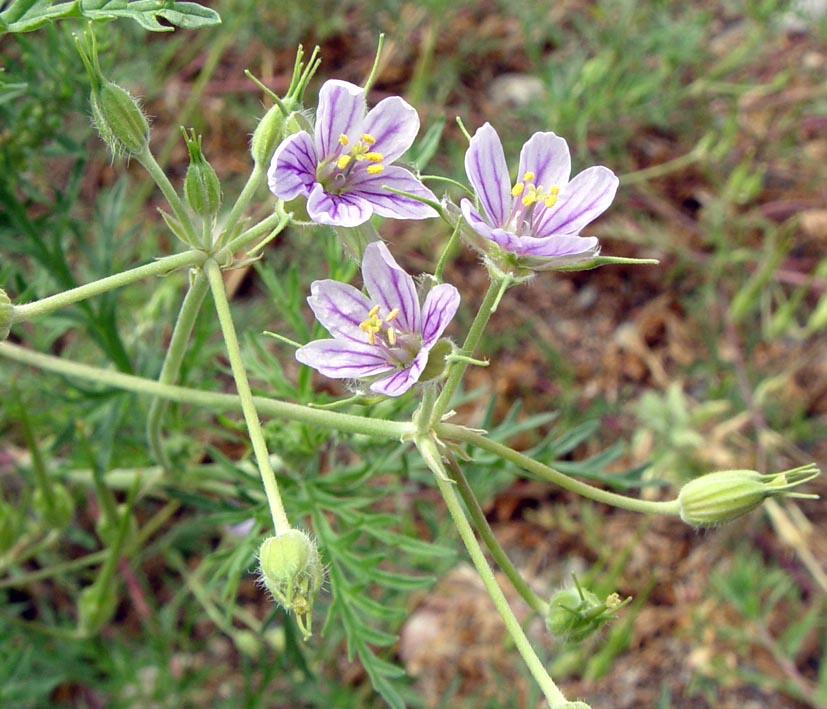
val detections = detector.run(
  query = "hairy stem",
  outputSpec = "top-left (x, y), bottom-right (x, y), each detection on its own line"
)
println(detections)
top-left (445, 453), bottom-right (549, 615)
top-left (10, 250), bottom-right (206, 324)
top-left (438, 423), bottom-right (682, 516)
top-left (417, 436), bottom-right (568, 707)
top-left (146, 271), bottom-right (210, 470)
top-left (203, 258), bottom-right (290, 533)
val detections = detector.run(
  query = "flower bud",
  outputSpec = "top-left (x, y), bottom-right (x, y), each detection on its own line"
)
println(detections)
top-left (76, 30), bottom-right (149, 157)
top-left (0, 288), bottom-right (12, 341)
top-left (546, 578), bottom-right (628, 643)
top-left (678, 464), bottom-right (819, 528)
top-left (182, 128), bottom-right (221, 222)
top-left (78, 581), bottom-right (118, 637)
top-left (33, 482), bottom-right (74, 529)
top-left (90, 81), bottom-right (150, 156)
top-left (258, 529), bottom-right (323, 639)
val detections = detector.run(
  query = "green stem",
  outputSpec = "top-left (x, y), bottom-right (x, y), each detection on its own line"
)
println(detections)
top-left (146, 271), bottom-right (210, 470)
top-left (417, 436), bottom-right (568, 707)
top-left (444, 454), bottom-right (548, 615)
top-left (203, 258), bottom-right (290, 533)
top-left (0, 342), bottom-right (413, 440)
top-left (136, 146), bottom-right (197, 245)
top-left (430, 276), bottom-right (509, 426)
top-left (221, 164), bottom-right (266, 244)
top-left (10, 250), bottom-right (206, 324)
top-left (224, 206), bottom-right (289, 256)
top-left (438, 423), bottom-right (682, 516)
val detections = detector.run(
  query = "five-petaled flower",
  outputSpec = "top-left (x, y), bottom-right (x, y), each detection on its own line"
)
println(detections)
top-left (461, 122), bottom-right (619, 273)
top-left (268, 79), bottom-right (437, 227)
top-left (295, 242), bottom-right (460, 396)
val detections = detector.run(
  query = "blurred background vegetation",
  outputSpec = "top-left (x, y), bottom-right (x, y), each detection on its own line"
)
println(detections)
top-left (1, 0), bottom-right (826, 707)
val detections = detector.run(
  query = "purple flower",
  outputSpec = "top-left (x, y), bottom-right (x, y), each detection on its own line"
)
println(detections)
top-left (268, 79), bottom-right (437, 227)
top-left (461, 122), bottom-right (618, 271)
top-left (296, 242), bottom-right (460, 397)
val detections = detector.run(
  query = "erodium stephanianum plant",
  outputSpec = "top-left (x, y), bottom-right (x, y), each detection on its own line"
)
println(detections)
top-left (461, 122), bottom-right (619, 274)
top-left (295, 241), bottom-right (460, 396)
top-left (267, 79), bottom-right (437, 227)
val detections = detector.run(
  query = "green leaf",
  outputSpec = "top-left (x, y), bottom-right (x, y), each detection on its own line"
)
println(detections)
top-left (0, 0), bottom-right (220, 34)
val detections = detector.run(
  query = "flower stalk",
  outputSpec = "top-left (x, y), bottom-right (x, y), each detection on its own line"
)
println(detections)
top-left (203, 258), bottom-right (291, 533)
top-left (416, 435), bottom-right (569, 707)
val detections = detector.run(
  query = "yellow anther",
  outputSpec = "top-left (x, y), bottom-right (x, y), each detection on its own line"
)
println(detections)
top-left (523, 171), bottom-right (535, 182)
top-left (365, 151), bottom-right (384, 162)
top-left (366, 164), bottom-right (384, 175)
top-left (511, 182), bottom-right (524, 197)
top-left (367, 305), bottom-right (380, 317)
top-left (337, 154), bottom-right (352, 170)
top-left (544, 194), bottom-right (558, 208)
top-left (385, 308), bottom-right (399, 322)
top-left (338, 134), bottom-right (349, 146)
top-left (361, 133), bottom-right (376, 144)
top-left (522, 193), bottom-right (537, 206)
top-left (550, 185), bottom-right (560, 196)
top-left (387, 328), bottom-right (397, 345)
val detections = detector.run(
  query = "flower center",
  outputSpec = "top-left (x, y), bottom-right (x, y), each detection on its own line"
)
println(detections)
top-left (508, 171), bottom-right (560, 234)
top-left (317, 133), bottom-right (386, 194)
top-left (336, 133), bottom-right (385, 173)
top-left (359, 304), bottom-right (400, 346)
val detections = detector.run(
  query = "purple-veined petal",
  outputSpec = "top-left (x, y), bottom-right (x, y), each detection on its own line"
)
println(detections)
top-left (296, 339), bottom-right (394, 379)
top-left (307, 183), bottom-right (373, 226)
top-left (315, 80), bottom-right (365, 159)
top-left (362, 96), bottom-right (420, 163)
top-left (461, 199), bottom-right (506, 244)
top-left (420, 283), bottom-right (460, 347)
top-left (370, 350), bottom-right (429, 396)
top-left (348, 166), bottom-right (437, 220)
top-left (510, 232), bottom-right (599, 259)
top-left (516, 132), bottom-right (571, 194)
top-left (532, 165), bottom-right (618, 237)
top-left (465, 123), bottom-right (511, 227)
top-left (268, 132), bottom-right (317, 201)
top-left (306, 280), bottom-right (371, 342)
top-left (361, 242), bottom-right (420, 333)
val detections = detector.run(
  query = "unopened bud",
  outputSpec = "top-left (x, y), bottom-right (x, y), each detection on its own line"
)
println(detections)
top-left (678, 464), bottom-right (820, 528)
top-left (182, 128), bottom-right (221, 222)
top-left (76, 30), bottom-right (149, 157)
top-left (546, 577), bottom-right (629, 643)
top-left (0, 289), bottom-right (12, 341)
top-left (258, 529), bottom-right (323, 639)
top-left (78, 581), bottom-right (118, 636)
top-left (33, 483), bottom-right (74, 529)
top-left (91, 82), bottom-right (149, 156)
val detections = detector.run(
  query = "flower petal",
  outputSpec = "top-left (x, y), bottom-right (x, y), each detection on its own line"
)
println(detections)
top-left (370, 350), bottom-right (429, 396)
top-left (348, 166), bottom-right (437, 220)
top-left (420, 283), bottom-right (460, 347)
top-left (517, 132), bottom-right (571, 193)
top-left (465, 123), bottom-right (511, 227)
top-left (315, 80), bottom-right (365, 159)
top-left (268, 132), bottom-right (317, 201)
top-left (296, 339), bottom-right (394, 379)
top-left (307, 280), bottom-right (371, 342)
top-left (361, 242), bottom-right (420, 333)
top-left (362, 96), bottom-right (420, 163)
top-left (532, 165), bottom-right (618, 236)
top-left (461, 198), bottom-right (506, 245)
top-left (307, 183), bottom-right (373, 226)
top-left (511, 233), bottom-right (599, 259)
